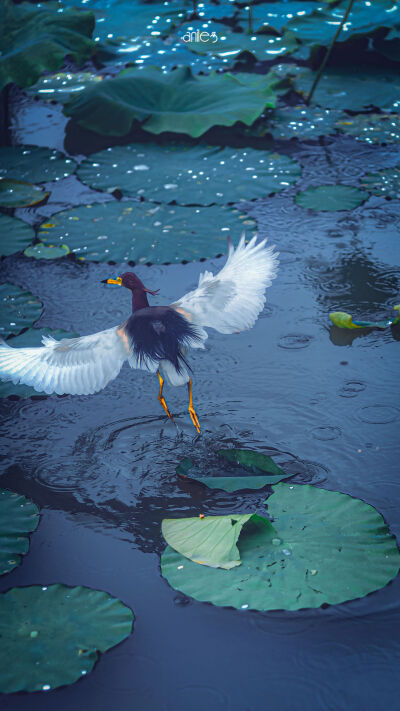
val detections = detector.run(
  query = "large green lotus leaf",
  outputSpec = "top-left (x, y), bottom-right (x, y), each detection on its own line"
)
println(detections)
top-left (0, 489), bottom-right (39, 576)
top-left (38, 201), bottom-right (255, 262)
top-left (63, 65), bottom-right (278, 138)
top-left (285, 0), bottom-right (400, 46)
top-left (237, 1), bottom-right (317, 33)
top-left (176, 448), bottom-right (292, 492)
top-left (269, 104), bottom-right (343, 140)
top-left (162, 512), bottom-right (275, 569)
top-left (24, 243), bottom-right (71, 260)
top-left (0, 179), bottom-right (49, 208)
top-left (293, 68), bottom-right (400, 111)
top-left (0, 328), bottom-right (79, 399)
top-left (0, 214), bottom-right (35, 257)
top-left (295, 185), bottom-right (366, 212)
top-left (361, 167), bottom-right (400, 200)
top-left (0, 146), bottom-right (76, 184)
top-left (161, 483), bottom-right (400, 611)
top-left (0, 0), bottom-right (95, 91)
top-left (335, 113), bottom-right (400, 145)
top-left (0, 584), bottom-right (134, 693)
top-left (27, 71), bottom-right (104, 101)
top-left (187, 29), bottom-right (298, 60)
top-left (0, 283), bottom-right (42, 338)
top-left (77, 144), bottom-right (301, 205)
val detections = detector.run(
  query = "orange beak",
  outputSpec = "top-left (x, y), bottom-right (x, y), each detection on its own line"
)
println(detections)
top-left (105, 277), bottom-right (122, 285)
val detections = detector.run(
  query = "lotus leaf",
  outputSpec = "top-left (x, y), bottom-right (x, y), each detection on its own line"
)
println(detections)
top-left (37, 201), bottom-right (255, 262)
top-left (361, 167), bottom-right (400, 200)
top-left (63, 66), bottom-right (278, 138)
top-left (0, 328), bottom-right (79, 398)
top-left (0, 146), bottom-right (76, 184)
top-left (0, 489), bottom-right (39, 576)
top-left (335, 114), bottom-right (400, 145)
top-left (27, 72), bottom-right (104, 101)
top-left (0, 283), bottom-right (42, 338)
top-left (0, 214), bottom-right (35, 257)
top-left (293, 68), bottom-right (400, 112)
top-left (161, 483), bottom-right (400, 610)
top-left (77, 144), bottom-right (301, 205)
top-left (295, 185), bottom-right (366, 211)
top-left (0, 179), bottom-right (49, 208)
top-left (0, 0), bottom-right (95, 91)
top-left (24, 243), bottom-right (71, 260)
top-left (0, 584), bottom-right (134, 692)
top-left (269, 105), bottom-right (343, 140)
top-left (195, 0), bottom-right (239, 21)
top-left (238, 1), bottom-right (317, 33)
top-left (187, 29), bottom-right (298, 60)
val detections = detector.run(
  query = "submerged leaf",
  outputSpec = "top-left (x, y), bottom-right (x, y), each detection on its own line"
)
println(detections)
top-left (295, 185), bottom-right (366, 211)
top-left (0, 489), bottom-right (39, 576)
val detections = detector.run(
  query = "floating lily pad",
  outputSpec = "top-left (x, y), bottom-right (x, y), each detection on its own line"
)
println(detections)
top-left (238, 1), bottom-right (317, 33)
top-left (361, 167), bottom-right (400, 200)
top-left (0, 146), bottom-right (76, 184)
top-left (335, 114), bottom-right (400, 145)
top-left (0, 584), bottom-right (134, 693)
top-left (38, 201), bottom-right (255, 263)
top-left (269, 105), bottom-right (342, 140)
top-left (24, 243), bottom-right (71, 260)
top-left (0, 179), bottom-right (49, 208)
top-left (27, 71), bottom-right (104, 100)
top-left (0, 489), bottom-right (39, 576)
top-left (187, 29), bottom-right (298, 60)
top-left (161, 483), bottom-right (400, 611)
top-left (0, 0), bottom-right (95, 91)
top-left (64, 65), bottom-right (277, 138)
top-left (0, 328), bottom-right (79, 398)
top-left (0, 214), bottom-right (35, 257)
top-left (293, 68), bottom-right (400, 112)
top-left (0, 283), bottom-right (42, 338)
top-left (295, 185), bottom-right (366, 211)
top-left (177, 448), bottom-right (293, 492)
top-left (77, 144), bottom-right (301, 205)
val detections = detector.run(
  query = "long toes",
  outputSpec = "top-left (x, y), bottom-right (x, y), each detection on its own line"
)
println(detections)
top-left (189, 407), bottom-right (201, 433)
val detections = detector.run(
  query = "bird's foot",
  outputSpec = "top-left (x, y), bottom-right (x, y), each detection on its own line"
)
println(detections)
top-left (158, 395), bottom-right (175, 423)
top-left (188, 405), bottom-right (201, 434)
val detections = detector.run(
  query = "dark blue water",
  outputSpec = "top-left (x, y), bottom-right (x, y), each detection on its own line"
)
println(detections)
top-left (1, 90), bottom-right (400, 710)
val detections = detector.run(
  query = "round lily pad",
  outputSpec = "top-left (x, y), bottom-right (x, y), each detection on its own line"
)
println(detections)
top-left (0, 214), bottom-right (35, 256)
top-left (38, 201), bottom-right (255, 263)
top-left (24, 243), bottom-right (71, 260)
top-left (335, 113), bottom-right (400, 145)
top-left (0, 179), bottom-right (49, 208)
top-left (269, 105), bottom-right (342, 140)
top-left (0, 146), bottom-right (76, 184)
top-left (295, 185), bottom-right (366, 212)
top-left (77, 144), bottom-right (301, 205)
top-left (0, 489), bottom-right (39, 576)
top-left (0, 283), bottom-right (42, 338)
top-left (0, 584), bottom-right (134, 693)
top-left (161, 483), bottom-right (400, 611)
top-left (0, 328), bottom-right (79, 398)
top-left (177, 448), bottom-right (293, 492)
top-left (361, 167), bottom-right (400, 200)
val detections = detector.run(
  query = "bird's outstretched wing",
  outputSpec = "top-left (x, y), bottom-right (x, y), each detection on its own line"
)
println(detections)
top-left (172, 234), bottom-right (278, 334)
top-left (0, 326), bottom-right (131, 395)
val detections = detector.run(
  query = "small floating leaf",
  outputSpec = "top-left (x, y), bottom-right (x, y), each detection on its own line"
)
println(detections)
top-left (335, 113), bottom-right (400, 145)
top-left (360, 167), bottom-right (400, 200)
top-left (0, 584), bottom-right (134, 692)
top-left (0, 179), bottom-right (49, 208)
top-left (161, 483), bottom-right (400, 610)
top-left (0, 214), bottom-right (35, 257)
top-left (0, 489), bottom-right (39, 576)
top-left (295, 185), bottom-right (366, 212)
top-left (24, 243), bottom-right (71, 260)
top-left (0, 283), bottom-right (42, 338)
top-left (0, 146), bottom-right (76, 184)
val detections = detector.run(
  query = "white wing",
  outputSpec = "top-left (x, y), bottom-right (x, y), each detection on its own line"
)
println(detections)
top-left (172, 234), bottom-right (278, 334)
top-left (0, 325), bottom-right (131, 395)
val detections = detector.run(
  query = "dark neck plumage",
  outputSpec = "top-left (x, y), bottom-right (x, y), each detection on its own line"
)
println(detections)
top-left (131, 289), bottom-right (150, 312)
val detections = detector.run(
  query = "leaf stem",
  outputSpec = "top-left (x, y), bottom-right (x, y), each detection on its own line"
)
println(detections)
top-left (305, 0), bottom-right (356, 105)
top-left (248, 0), bottom-right (253, 34)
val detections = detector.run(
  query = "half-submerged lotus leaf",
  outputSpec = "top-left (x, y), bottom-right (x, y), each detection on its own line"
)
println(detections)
top-left (0, 179), bottom-right (49, 208)
top-left (295, 185), bottom-right (366, 211)
top-left (77, 144), bottom-right (301, 205)
top-left (161, 483), bottom-right (400, 610)
top-left (0, 0), bottom-right (95, 91)
top-left (0, 283), bottom-right (42, 338)
top-left (63, 66), bottom-right (278, 138)
top-left (335, 113), bottom-right (400, 145)
top-left (0, 146), bottom-right (76, 184)
top-left (0, 489), bottom-right (39, 576)
top-left (329, 306), bottom-right (400, 330)
top-left (162, 512), bottom-right (275, 569)
top-left (361, 167), bottom-right (400, 199)
top-left (37, 201), bottom-right (254, 262)
top-left (0, 215), bottom-right (35, 257)
top-left (0, 584), bottom-right (134, 693)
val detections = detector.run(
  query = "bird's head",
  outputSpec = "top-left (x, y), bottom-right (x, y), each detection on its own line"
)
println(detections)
top-left (102, 272), bottom-right (159, 295)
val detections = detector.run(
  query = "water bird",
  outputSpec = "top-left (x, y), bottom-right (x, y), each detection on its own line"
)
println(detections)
top-left (0, 235), bottom-right (277, 432)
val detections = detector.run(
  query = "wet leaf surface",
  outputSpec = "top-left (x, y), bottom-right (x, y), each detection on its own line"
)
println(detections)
top-left (0, 215), bottom-right (35, 257)
top-left (361, 167), bottom-right (400, 199)
top-left (0, 283), bottom-right (42, 338)
top-left (0, 489), bottom-right (39, 576)
top-left (0, 179), bottom-right (49, 208)
top-left (335, 114), bottom-right (400, 145)
top-left (23, 243), bottom-right (71, 260)
top-left (295, 184), bottom-right (367, 211)
top-left (187, 29), bottom-right (298, 60)
top-left (0, 146), bottom-right (76, 184)
top-left (293, 68), bottom-right (400, 111)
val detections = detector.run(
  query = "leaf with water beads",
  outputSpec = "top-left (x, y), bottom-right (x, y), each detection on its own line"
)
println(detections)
top-left (0, 214), bottom-right (35, 257)
top-left (0, 283), bottom-right (42, 338)
top-left (0, 146), bottom-right (77, 184)
top-left (161, 483), bottom-right (400, 611)
top-left (27, 71), bottom-right (103, 101)
top-left (0, 489), bottom-right (39, 576)
top-left (0, 584), bottom-right (134, 692)
top-left (361, 167), bottom-right (400, 200)
top-left (0, 179), bottom-right (49, 208)
top-left (269, 105), bottom-right (343, 140)
top-left (237, 1), bottom-right (317, 33)
top-left (24, 243), bottom-right (71, 260)
top-left (335, 114), bottom-right (400, 145)
top-left (187, 29), bottom-right (299, 61)
top-left (77, 144), bottom-right (301, 206)
top-left (295, 185), bottom-right (366, 212)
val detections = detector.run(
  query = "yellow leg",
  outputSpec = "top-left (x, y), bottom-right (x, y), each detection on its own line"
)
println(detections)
top-left (187, 378), bottom-right (201, 434)
top-left (157, 371), bottom-right (175, 423)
